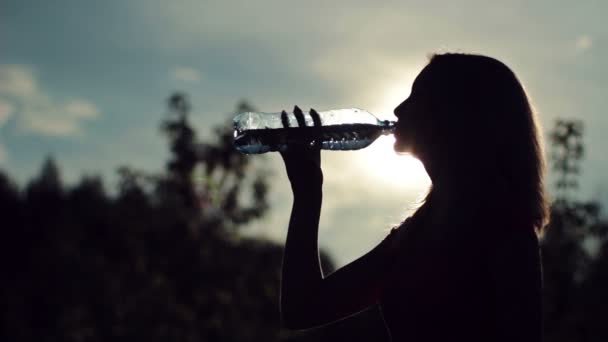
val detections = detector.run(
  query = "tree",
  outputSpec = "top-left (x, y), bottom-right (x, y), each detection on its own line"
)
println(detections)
top-left (541, 119), bottom-right (608, 342)
top-left (160, 92), bottom-right (199, 211)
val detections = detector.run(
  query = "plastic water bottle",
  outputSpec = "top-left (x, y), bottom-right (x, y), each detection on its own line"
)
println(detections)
top-left (233, 108), bottom-right (396, 154)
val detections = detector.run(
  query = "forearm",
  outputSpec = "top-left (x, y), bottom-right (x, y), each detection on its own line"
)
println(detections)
top-left (280, 189), bottom-right (323, 320)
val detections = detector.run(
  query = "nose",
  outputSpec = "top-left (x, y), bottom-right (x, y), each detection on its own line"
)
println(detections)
top-left (393, 98), bottom-right (409, 118)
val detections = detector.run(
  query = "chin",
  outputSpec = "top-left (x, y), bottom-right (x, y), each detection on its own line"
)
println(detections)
top-left (393, 138), bottom-right (411, 153)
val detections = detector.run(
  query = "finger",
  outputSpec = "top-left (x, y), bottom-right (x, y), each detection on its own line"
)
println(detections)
top-left (309, 108), bottom-right (323, 149)
top-left (293, 105), bottom-right (306, 128)
top-left (310, 108), bottom-right (322, 127)
top-left (281, 110), bottom-right (290, 128)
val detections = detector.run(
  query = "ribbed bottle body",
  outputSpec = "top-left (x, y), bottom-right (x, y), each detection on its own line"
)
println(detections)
top-left (233, 108), bottom-right (395, 154)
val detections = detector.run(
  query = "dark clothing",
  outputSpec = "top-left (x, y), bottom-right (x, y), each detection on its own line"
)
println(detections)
top-left (377, 212), bottom-right (543, 341)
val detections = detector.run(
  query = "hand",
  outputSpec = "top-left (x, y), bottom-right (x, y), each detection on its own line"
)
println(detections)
top-left (280, 106), bottom-right (323, 196)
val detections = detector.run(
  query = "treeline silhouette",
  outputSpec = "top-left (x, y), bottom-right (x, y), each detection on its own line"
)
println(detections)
top-left (542, 120), bottom-right (608, 341)
top-left (0, 94), bottom-right (607, 341)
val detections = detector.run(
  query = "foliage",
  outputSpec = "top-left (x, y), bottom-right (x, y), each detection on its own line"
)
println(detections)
top-left (0, 94), bottom-right (294, 341)
top-left (541, 119), bottom-right (608, 342)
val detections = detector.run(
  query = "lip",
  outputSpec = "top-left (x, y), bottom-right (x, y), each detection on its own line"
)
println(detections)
top-left (394, 122), bottom-right (404, 134)
top-left (393, 130), bottom-right (403, 140)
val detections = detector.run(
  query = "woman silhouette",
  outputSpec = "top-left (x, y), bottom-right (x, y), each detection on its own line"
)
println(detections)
top-left (279, 53), bottom-right (548, 341)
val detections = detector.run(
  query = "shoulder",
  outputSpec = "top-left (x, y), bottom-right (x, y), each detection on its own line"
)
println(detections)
top-left (486, 225), bottom-right (542, 281)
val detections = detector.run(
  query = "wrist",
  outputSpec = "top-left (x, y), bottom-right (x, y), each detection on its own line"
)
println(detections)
top-left (292, 187), bottom-right (322, 202)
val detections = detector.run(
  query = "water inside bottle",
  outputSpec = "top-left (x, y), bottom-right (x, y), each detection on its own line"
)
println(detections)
top-left (234, 123), bottom-right (390, 154)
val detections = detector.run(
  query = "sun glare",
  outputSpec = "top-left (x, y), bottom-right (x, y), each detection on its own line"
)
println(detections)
top-left (354, 64), bottom-right (430, 191)
top-left (369, 64), bottom-right (422, 120)
top-left (357, 135), bottom-right (430, 190)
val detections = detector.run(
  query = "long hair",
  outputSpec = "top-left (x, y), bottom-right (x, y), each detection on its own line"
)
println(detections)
top-left (410, 53), bottom-right (549, 236)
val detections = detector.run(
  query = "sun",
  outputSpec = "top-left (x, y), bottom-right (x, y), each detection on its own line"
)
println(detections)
top-left (353, 63), bottom-right (430, 191)
top-left (356, 135), bottom-right (431, 191)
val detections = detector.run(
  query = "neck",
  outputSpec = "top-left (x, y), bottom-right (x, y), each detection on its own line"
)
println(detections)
top-left (424, 162), bottom-right (487, 222)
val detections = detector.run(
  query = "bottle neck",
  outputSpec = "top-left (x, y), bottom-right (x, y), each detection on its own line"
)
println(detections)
top-left (380, 120), bottom-right (397, 135)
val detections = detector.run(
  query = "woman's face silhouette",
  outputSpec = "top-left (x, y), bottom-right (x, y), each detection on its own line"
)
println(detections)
top-left (392, 65), bottom-right (435, 160)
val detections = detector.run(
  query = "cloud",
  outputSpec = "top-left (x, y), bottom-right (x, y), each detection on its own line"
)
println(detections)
top-left (0, 100), bottom-right (13, 127)
top-left (21, 96), bottom-right (100, 136)
top-left (0, 65), bottom-right (37, 97)
top-left (0, 65), bottom-right (100, 136)
top-left (171, 66), bottom-right (202, 83)
top-left (0, 144), bottom-right (6, 164)
top-left (64, 99), bottom-right (99, 119)
top-left (575, 35), bottom-right (593, 51)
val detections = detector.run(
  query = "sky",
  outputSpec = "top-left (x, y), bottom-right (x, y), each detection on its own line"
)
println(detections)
top-left (1, 0), bottom-right (607, 266)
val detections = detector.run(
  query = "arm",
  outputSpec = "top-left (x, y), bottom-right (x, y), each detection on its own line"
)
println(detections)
top-left (489, 228), bottom-right (543, 342)
top-left (281, 193), bottom-right (396, 329)
top-left (279, 107), bottom-right (396, 329)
